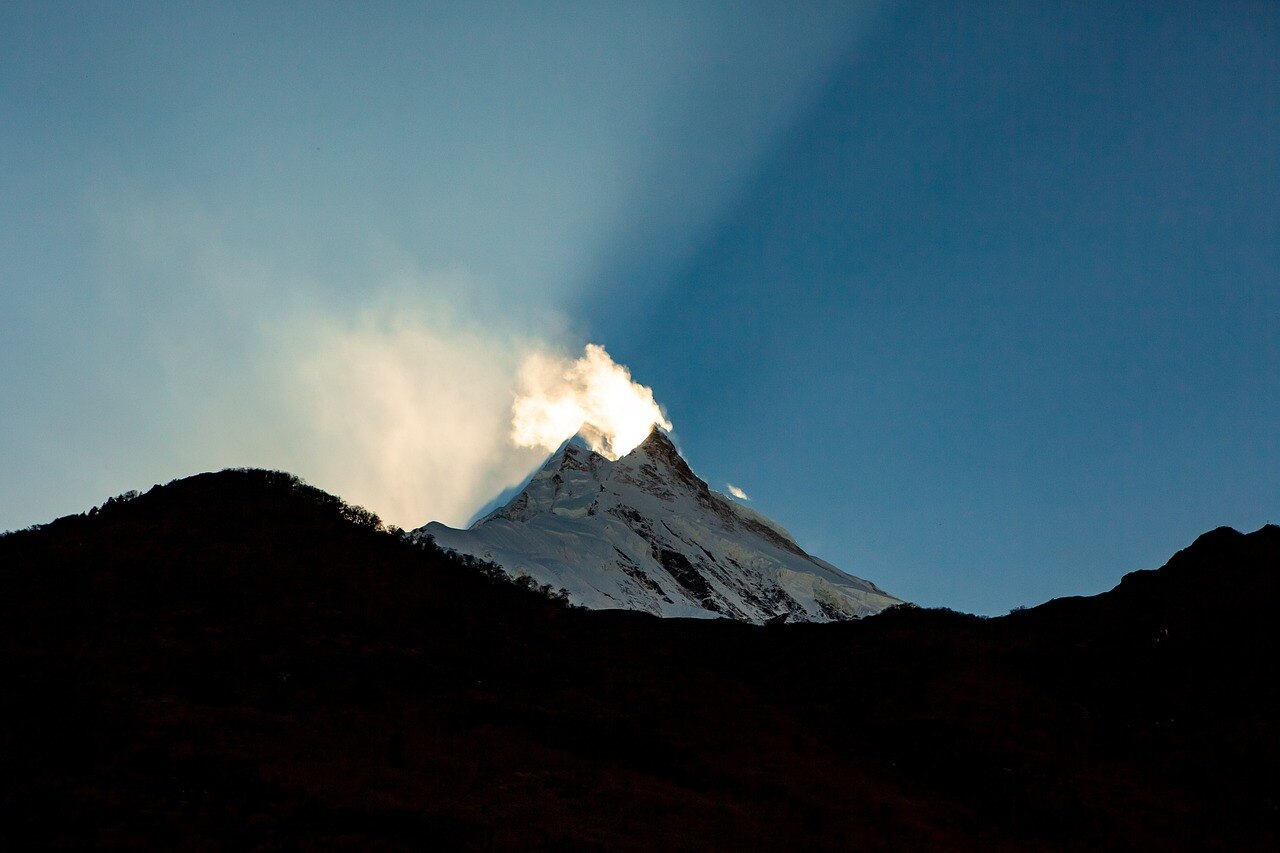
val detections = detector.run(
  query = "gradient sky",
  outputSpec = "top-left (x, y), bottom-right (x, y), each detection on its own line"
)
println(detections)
top-left (3, 1), bottom-right (1277, 614)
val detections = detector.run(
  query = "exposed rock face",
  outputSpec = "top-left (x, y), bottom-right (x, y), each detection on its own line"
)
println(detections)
top-left (414, 428), bottom-right (902, 622)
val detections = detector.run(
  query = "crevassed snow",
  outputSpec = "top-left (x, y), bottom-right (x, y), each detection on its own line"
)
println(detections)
top-left (412, 428), bottom-right (903, 623)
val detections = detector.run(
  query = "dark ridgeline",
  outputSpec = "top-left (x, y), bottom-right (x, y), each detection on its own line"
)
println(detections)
top-left (1, 469), bottom-right (1277, 849)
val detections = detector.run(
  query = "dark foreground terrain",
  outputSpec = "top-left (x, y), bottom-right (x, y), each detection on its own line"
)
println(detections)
top-left (1, 470), bottom-right (1277, 849)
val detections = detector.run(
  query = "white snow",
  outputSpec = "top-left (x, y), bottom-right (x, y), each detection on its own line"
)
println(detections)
top-left (412, 428), bottom-right (903, 622)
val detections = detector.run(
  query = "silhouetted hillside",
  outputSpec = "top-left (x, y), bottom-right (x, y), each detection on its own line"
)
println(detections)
top-left (1, 470), bottom-right (1277, 849)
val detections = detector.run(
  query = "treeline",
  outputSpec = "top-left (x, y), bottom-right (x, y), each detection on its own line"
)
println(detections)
top-left (6, 469), bottom-right (383, 536)
top-left (3, 468), bottom-right (574, 608)
top-left (412, 531), bottom-right (573, 606)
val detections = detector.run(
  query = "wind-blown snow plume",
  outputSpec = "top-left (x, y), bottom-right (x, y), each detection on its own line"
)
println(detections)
top-left (511, 344), bottom-right (672, 459)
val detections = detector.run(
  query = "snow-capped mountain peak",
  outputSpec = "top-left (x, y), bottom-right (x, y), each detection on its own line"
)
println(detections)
top-left (414, 425), bottom-right (902, 622)
top-left (476, 433), bottom-right (610, 527)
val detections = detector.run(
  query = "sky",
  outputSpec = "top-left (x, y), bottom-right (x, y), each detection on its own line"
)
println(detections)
top-left (3, 1), bottom-right (1277, 614)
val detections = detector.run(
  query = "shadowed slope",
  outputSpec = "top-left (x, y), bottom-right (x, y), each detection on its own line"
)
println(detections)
top-left (1, 471), bottom-right (1277, 848)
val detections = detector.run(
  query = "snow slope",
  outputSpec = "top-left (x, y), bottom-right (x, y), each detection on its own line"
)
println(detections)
top-left (413, 428), bottom-right (902, 622)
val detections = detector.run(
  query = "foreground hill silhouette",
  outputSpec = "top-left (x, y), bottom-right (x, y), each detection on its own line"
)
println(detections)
top-left (1, 469), bottom-right (1277, 849)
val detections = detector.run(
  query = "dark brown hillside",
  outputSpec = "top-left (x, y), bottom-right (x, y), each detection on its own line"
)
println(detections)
top-left (1, 470), bottom-right (1277, 849)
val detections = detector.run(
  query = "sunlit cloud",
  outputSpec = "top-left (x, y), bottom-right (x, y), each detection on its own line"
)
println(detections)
top-left (511, 344), bottom-right (672, 460)
top-left (726, 483), bottom-right (751, 501)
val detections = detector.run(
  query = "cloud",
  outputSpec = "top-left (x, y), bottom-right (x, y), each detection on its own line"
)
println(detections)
top-left (72, 188), bottom-right (566, 530)
top-left (726, 483), bottom-right (751, 501)
top-left (73, 187), bottom-right (696, 532)
top-left (76, 186), bottom-right (698, 531)
top-left (273, 298), bottom-right (549, 528)
top-left (511, 344), bottom-right (672, 460)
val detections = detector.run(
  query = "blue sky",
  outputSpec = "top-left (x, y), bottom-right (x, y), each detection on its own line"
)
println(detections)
top-left (3, 1), bottom-right (1277, 613)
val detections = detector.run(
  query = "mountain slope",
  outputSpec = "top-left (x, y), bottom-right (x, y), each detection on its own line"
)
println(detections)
top-left (2, 471), bottom-right (1280, 845)
top-left (2, 471), bottom-right (1278, 848)
top-left (415, 428), bottom-right (901, 621)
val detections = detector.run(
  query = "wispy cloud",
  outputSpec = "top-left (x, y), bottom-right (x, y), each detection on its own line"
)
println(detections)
top-left (78, 189), bottom-right (563, 528)
top-left (726, 483), bottom-right (750, 501)
top-left (276, 297), bottom-right (549, 528)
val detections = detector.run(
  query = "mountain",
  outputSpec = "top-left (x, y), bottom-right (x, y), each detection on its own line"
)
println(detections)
top-left (2, 470), bottom-right (1278, 848)
top-left (414, 427), bottom-right (902, 621)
